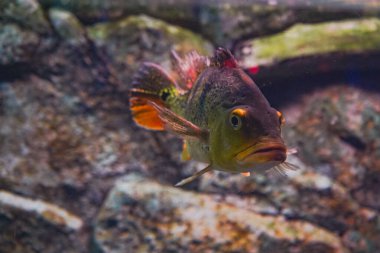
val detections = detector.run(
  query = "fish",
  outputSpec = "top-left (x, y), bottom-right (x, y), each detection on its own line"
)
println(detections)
top-left (129, 48), bottom-right (297, 186)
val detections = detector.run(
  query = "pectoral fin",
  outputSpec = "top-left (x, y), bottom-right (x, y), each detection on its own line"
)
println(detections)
top-left (149, 101), bottom-right (209, 142)
top-left (175, 164), bottom-right (212, 187)
top-left (181, 141), bottom-right (191, 161)
top-left (266, 162), bottom-right (299, 177)
top-left (129, 63), bottom-right (177, 130)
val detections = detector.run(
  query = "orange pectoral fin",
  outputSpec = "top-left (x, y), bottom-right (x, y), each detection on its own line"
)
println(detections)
top-left (241, 172), bottom-right (251, 177)
top-left (181, 141), bottom-right (191, 161)
top-left (130, 97), bottom-right (165, 130)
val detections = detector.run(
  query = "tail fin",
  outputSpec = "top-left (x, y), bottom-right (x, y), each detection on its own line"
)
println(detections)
top-left (129, 63), bottom-right (177, 130)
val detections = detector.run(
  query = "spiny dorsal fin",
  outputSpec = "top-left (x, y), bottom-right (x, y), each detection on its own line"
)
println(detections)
top-left (211, 47), bottom-right (238, 68)
top-left (132, 62), bottom-right (177, 95)
top-left (170, 50), bottom-right (210, 90)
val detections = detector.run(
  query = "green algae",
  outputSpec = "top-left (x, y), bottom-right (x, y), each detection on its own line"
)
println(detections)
top-left (251, 18), bottom-right (380, 64)
top-left (87, 15), bottom-right (212, 55)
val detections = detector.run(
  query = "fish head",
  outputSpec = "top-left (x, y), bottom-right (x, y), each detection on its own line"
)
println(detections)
top-left (209, 68), bottom-right (287, 173)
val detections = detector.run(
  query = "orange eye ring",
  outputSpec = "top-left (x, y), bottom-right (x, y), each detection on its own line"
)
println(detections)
top-left (277, 111), bottom-right (285, 125)
top-left (229, 108), bottom-right (246, 130)
top-left (232, 108), bottom-right (247, 117)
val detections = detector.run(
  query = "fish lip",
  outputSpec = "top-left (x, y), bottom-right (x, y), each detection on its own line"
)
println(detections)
top-left (234, 142), bottom-right (287, 164)
top-left (252, 145), bottom-right (286, 155)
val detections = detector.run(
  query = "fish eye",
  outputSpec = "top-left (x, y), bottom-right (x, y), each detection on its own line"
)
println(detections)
top-left (229, 108), bottom-right (246, 130)
top-left (230, 115), bottom-right (242, 130)
top-left (277, 111), bottom-right (285, 125)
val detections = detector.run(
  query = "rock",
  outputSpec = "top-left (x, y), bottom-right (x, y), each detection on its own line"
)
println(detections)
top-left (49, 8), bottom-right (87, 45)
top-left (0, 21), bottom-right (139, 250)
top-left (0, 190), bottom-right (83, 230)
top-left (283, 86), bottom-right (380, 192)
top-left (94, 174), bottom-right (347, 253)
top-left (38, 0), bottom-right (380, 45)
top-left (237, 18), bottom-right (380, 67)
top-left (0, 23), bottom-right (40, 65)
top-left (0, 70), bottom-right (178, 221)
top-left (0, 190), bottom-right (85, 253)
top-left (0, 0), bottom-right (51, 34)
top-left (192, 84), bottom-right (380, 252)
top-left (194, 3), bottom-right (369, 47)
top-left (0, 0), bottom-right (52, 66)
top-left (87, 15), bottom-right (213, 85)
top-left (280, 86), bottom-right (380, 251)
top-left (0, 5), bottom-right (210, 223)
top-left (0, 8), bottom-right (203, 253)
top-left (1, 2), bottom-right (380, 253)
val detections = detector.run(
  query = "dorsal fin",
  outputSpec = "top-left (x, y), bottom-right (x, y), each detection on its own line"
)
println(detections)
top-left (170, 50), bottom-right (210, 90)
top-left (211, 47), bottom-right (238, 68)
top-left (132, 62), bottom-right (177, 94)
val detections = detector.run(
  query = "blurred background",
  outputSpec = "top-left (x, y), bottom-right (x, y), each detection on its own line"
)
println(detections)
top-left (1, 0), bottom-right (380, 252)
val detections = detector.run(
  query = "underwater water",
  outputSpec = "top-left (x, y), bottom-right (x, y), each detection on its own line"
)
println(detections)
top-left (1, 0), bottom-right (380, 252)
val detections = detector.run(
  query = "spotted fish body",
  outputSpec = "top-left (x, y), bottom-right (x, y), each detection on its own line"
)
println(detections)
top-left (130, 48), bottom-right (295, 186)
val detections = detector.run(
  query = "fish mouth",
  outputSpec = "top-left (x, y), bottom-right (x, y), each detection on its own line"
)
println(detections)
top-left (235, 141), bottom-right (287, 165)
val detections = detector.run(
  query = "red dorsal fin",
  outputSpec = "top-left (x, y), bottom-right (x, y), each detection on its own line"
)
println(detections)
top-left (170, 50), bottom-right (210, 90)
top-left (211, 47), bottom-right (238, 68)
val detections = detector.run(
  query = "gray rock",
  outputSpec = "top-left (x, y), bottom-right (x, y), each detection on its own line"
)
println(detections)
top-left (49, 8), bottom-right (87, 45)
top-left (0, 8), bottom-right (210, 253)
top-left (0, 190), bottom-right (85, 253)
top-left (0, 23), bottom-right (40, 65)
top-left (0, 0), bottom-right (53, 65)
top-left (94, 174), bottom-right (346, 253)
top-left (38, 0), bottom-right (380, 45)
top-left (281, 86), bottom-right (380, 250)
top-left (87, 15), bottom-right (213, 85)
top-left (1, 2), bottom-right (379, 253)
top-left (0, 0), bottom-right (51, 34)
top-left (192, 84), bottom-right (380, 252)
top-left (0, 190), bottom-right (83, 230)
